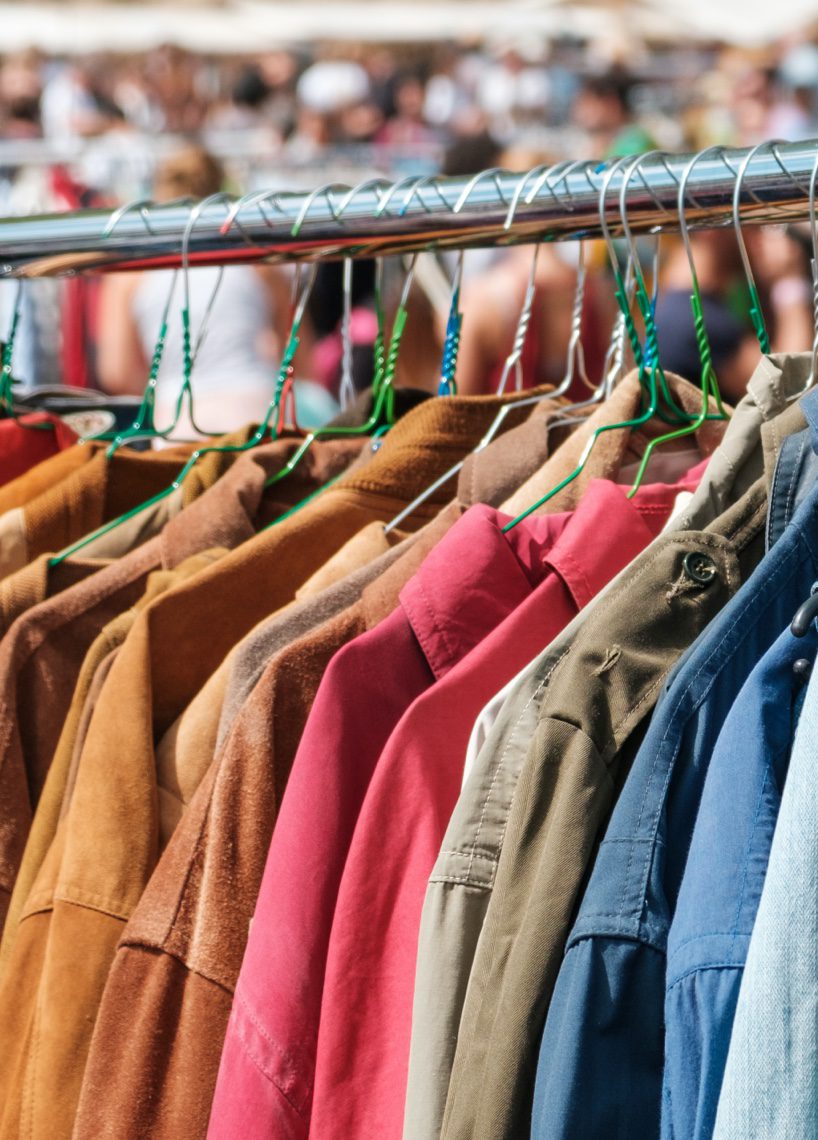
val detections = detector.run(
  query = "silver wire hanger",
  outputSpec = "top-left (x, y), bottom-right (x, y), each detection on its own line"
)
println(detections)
top-left (383, 159), bottom-right (590, 534)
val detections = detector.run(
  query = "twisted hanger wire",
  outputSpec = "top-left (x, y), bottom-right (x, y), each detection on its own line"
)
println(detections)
top-left (439, 250), bottom-right (464, 395)
top-left (676, 144), bottom-right (729, 415)
top-left (483, 160), bottom-right (583, 396)
top-left (94, 196), bottom-right (186, 450)
top-left (0, 279), bottom-right (23, 417)
top-left (177, 192), bottom-right (237, 436)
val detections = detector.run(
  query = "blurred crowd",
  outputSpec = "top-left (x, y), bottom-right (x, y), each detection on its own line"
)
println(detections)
top-left (2, 35), bottom-right (818, 184)
top-left (3, 31), bottom-right (818, 423)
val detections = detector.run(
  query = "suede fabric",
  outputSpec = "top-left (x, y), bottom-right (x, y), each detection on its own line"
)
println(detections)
top-left (0, 424), bottom-right (278, 578)
top-left (0, 390), bottom-right (537, 1140)
top-left (72, 518), bottom-right (448, 1140)
top-left (0, 434), bottom-right (366, 942)
top-left (0, 555), bottom-right (110, 636)
top-left (0, 549), bottom-right (226, 978)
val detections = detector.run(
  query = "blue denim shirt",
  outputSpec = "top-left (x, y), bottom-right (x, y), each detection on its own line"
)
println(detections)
top-left (530, 393), bottom-right (818, 1140)
top-left (661, 617), bottom-right (815, 1139)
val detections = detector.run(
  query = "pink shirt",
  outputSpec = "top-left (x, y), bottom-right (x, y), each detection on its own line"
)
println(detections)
top-left (208, 501), bottom-right (575, 1140)
top-left (308, 471), bottom-right (708, 1140)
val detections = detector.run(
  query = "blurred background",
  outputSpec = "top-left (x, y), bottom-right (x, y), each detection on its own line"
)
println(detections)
top-left (3, 0), bottom-right (818, 426)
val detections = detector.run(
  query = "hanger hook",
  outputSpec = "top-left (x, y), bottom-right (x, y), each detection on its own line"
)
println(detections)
top-left (617, 150), bottom-right (663, 280)
top-left (676, 145), bottom-right (726, 289)
top-left (176, 192), bottom-right (237, 431)
top-left (290, 182), bottom-right (346, 238)
top-left (493, 162), bottom-right (556, 395)
top-left (453, 167), bottom-right (511, 216)
top-left (102, 197), bottom-right (160, 240)
top-left (334, 176), bottom-right (393, 220)
top-left (725, 140), bottom-right (780, 354)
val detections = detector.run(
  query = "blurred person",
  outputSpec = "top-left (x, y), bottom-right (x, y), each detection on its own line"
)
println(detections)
top-left (376, 73), bottom-right (437, 148)
top-left (112, 59), bottom-right (165, 134)
top-left (477, 40), bottom-right (551, 143)
top-left (366, 48), bottom-right (400, 120)
top-left (296, 52), bottom-right (370, 115)
top-left (208, 64), bottom-right (277, 133)
top-left (338, 100), bottom-right (384, 145)
top-left (571, 70), bottom-right (655, 158)
top-left (0, 50), bottom-right (42, 109)
top-left (144, 45), bottom-right (205, 133)
top-left (40, 59), bottom-right (110, 140)
top-left (284, 106), bottom-right (333, 162)
top-left (729, 63), bottom-right (776, 144)
top-left (97, 145), bottom-right (338, 436)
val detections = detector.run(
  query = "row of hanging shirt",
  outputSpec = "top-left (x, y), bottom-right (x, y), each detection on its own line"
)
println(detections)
top-left (0, 148), bottom-right (814, 1140)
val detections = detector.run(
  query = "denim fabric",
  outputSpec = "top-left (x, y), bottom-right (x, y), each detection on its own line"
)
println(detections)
top-left (712, 617), bottom-right (818, 1139)
top-left (661, 616), bottom-right (817, 1140)
top-left (766, 423), bottom-right (818, 550)
top-left (530, 393), bottom-right (818, 1140)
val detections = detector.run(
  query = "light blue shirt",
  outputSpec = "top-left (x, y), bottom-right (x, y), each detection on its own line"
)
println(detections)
top-left (713, 617), bottom-right (818, 1139)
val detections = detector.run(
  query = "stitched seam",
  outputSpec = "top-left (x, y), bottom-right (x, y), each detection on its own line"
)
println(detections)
top-left (466, 649), bottom-right (569, 880)
top-left (729, 765), bottom-right (772, 948)
top-left (235, 989), bottom-right (311, 1118)
top-left (431, 873), bottom-right (493, 887)
top-left (667, 961), bottom-right (744, 991)
top-left (669, 929), bottom-right (752, 957)
top-left (551, 546), bottom-right (595, 608)
top-left (439, 847), bottom-right (504, 861)
top-left (412, 578), bottom-right (457, 674)
top-left (784, 433), bottom-right (807, 531)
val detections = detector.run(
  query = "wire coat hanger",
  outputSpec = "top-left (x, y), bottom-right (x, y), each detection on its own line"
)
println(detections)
top-left (623, 146), bottom-right (729, 498)
top-left (501, 153), bottom-right (679, 533)
top-left (382, 160), bottom-right (578, 535)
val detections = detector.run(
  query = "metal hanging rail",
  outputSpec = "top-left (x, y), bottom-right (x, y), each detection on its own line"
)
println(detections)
top-left (0, 137), bottom-right (816, 278)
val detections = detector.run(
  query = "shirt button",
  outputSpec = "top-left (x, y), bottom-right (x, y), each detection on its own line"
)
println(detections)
top-left (683, 551), bottom-right (718, 585)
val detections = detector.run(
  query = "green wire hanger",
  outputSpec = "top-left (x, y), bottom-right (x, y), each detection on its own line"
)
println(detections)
top-left (49, 194), bottom-right (317, 567)
top-left (723, 139), bottom-right (787, 356)
top-left (0, 281), bottom-right (52, 431)
top-left (261, 247), bottom-right (419, 496)
top-left (620, 147), bottom-right (729, 497)
top-left (503, 150), bottom-right (693, 533)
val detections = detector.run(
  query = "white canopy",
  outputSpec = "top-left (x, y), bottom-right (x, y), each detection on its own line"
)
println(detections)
top-left (0, 0), bottom-right (812, 53)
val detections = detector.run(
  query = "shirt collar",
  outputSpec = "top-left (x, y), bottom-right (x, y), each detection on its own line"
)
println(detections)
top-left (397, 502), bottom-right (571, 681)
top-left (542, 462), bottom-right (709, 612)
top-left (339, 387), bottom-right (554, 509)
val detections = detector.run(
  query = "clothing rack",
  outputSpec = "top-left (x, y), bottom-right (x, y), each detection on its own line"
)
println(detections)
top-left (1, 137), bottom-right (817, 278)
